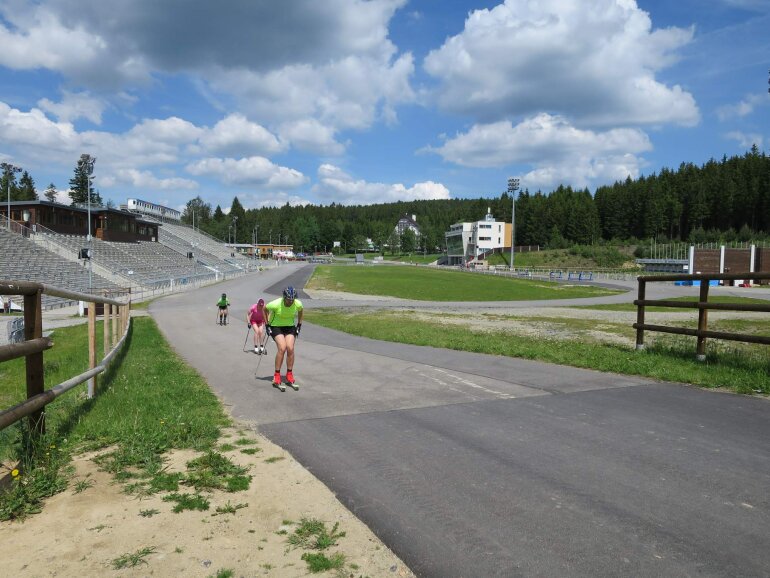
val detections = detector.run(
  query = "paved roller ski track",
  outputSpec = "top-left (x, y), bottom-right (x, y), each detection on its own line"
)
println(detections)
top-left (151, 263), bottom-right (770, 578)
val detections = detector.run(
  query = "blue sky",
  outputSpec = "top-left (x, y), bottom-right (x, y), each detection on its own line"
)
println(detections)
top-left (0, 0), bottom-right (768, 213)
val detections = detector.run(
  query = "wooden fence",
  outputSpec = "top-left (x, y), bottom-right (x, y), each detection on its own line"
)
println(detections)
top-left (634, 273), bottom-right (770, 360)
top-left (0, 280), bottom-right (130, 435)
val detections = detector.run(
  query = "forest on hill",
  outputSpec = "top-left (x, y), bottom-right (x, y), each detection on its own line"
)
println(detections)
top-left (3, 147), bottom-right (768, 254)
top-left (181, 147), bottom-right (768, 253)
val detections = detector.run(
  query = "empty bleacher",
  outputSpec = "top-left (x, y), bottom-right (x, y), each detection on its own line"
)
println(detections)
top-left (0, 228), bottom-right (121, 308)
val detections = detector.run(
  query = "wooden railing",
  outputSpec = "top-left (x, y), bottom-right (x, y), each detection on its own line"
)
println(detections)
top-left (0, 280), bottom-right (130, 435)
top-left (634, 273), bottom-right (770, 360)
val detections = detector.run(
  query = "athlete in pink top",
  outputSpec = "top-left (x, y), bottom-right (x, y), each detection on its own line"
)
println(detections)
top-left (247, 298), bottom-right (267, 354)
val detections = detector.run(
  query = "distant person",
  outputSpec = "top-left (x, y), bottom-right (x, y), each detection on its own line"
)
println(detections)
top-left (3, 298), bottom-right (9, 314)
top-left (216, 292), bottom-right (230, 325)
top-left (247, 298), bottom-right (267, 354)
top-left (265, 286), bottom-right (303, 391)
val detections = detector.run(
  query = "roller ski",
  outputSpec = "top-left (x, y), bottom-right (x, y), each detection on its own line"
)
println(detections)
top-left (285, 371), bottom-right (299, 391)
top-left (272, 372), bottom-right (286, 392)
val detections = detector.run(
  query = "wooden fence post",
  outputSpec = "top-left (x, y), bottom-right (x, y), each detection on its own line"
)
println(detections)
top-left (111, 303), bottom-right (117, 348)
top-left (696, 280), bottom-right (710, 361)
top-left (103, 302), bottom-right (110, 362)
top-left (88, 301), bottom-right (97, 398)
top-left (635, 279), bottom-right (646, 350)
top-left (24, 289), bottom-right (45, 435)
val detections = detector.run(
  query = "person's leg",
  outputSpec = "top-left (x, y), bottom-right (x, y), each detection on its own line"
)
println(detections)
top-left (223, 307), bottom-right (228, 324)
top-left (285, 334), bottom-right (297, 386)
top-left (285, 334), bottom-right (296, 372)
top-left (252, 322), bottom-right (259, 347)
top-left (256, 325), bottom-right (265, 352)
top-left (273, 333), bottom-right (287, 380)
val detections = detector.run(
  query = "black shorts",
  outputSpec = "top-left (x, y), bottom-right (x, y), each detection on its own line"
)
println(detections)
top-left (218, 305), bottom-right (228, 310)
top-left (270, 325), bottom-right (297, 339)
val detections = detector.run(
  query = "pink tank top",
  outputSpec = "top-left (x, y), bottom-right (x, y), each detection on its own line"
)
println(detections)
top-left (248, 304), bottom-right (265, 325)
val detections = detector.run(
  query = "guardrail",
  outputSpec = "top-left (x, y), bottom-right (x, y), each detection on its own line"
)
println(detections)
top-left (633, 272), bottom-right (770, 360)
top-left (0, 280), bottom-right (130, 435)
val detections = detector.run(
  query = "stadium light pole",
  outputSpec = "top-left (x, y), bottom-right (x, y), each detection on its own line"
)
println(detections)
top-left (507, 177), bottom-right (519, 271)
top-left (5, 163), bottom-right (21, 231)
top-left (85, 156), bottom-right (96, 291)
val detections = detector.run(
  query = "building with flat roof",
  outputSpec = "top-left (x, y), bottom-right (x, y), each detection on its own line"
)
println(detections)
top-left (445, 208), bottom-right (510, 266)
top-left (1, 200), bottom-right (159, 242)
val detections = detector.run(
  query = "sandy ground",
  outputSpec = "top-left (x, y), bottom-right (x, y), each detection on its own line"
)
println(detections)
top-left (0, 425), bottom-right (414, 578)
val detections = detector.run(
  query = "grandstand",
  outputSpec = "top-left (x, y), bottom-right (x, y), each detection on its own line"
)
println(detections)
top-left (0, 228), bottom-right (120, 308)
top-left (1, 201), bottom-right (258, 310)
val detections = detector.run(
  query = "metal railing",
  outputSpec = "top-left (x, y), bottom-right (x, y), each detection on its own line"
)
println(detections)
top-left (633, 273), bottom-right (770, 360)
top-left (0, 280), bottom-right (131, 435)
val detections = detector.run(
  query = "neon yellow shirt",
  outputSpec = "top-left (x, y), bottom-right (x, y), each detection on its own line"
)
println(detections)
top-left (266, 297), bottom-right (303, 327)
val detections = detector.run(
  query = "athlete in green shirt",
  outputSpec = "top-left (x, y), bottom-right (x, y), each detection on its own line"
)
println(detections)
top-left (265, 286), bottom-right (303, 390)
top-left (216, 293), bottom-right (230, 325)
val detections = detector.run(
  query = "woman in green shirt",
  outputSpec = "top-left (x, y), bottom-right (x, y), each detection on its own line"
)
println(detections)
top-left (265, 286), bottom-right (303, 391)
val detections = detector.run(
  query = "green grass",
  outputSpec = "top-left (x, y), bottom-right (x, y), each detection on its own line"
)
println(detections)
top-left (576, 295), bottom-right (770, 312)
top-left (488, 247), bottom-right (636, 270)
top-left (0, 317), bottom-right (229, 520)
top-left (163, 492), bottom-right (210, 513)
top-left (308, 265), bottom-right (620, 301)
top-left (112, 546), bottom-right (156, 569)
top-left (305, 309), bottom-right (770, 394)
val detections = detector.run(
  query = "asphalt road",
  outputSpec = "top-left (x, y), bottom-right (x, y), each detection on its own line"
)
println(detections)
top-left (150, 263), bottom-right (770, 578)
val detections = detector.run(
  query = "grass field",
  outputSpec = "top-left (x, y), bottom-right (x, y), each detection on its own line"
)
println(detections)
top-left (307, 265), bottom-right (621, 301)
top-left (576, 295), bottom-right (770, 312)
top-left (305, 308), bottom-right (770, 394)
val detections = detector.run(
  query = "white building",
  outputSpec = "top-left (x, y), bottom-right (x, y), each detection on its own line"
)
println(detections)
top-left (445, 208), bottom-right (510, 266)
top-left (395, 214), bottom-right (421, 237)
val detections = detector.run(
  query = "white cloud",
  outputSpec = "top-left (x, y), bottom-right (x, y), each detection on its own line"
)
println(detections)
top-left (209, 50), bottom-right (415, 144)
top-left (428, 113), bottom-right (652, 189)
top-left (716, 93), bottom-right (767, 121)
top-left (314, 164), bottom-right (451, 205)
top-left (37, 91), bottom-right (106, 124)
top-left (198, 114), bottom-right (285, 157)
top-left (100, 169), bottom-right (198, 191)
top-left (725, 131), bottom-right (764, 149)
top-left (278, 119), bottom-right (345, 156)
top-left (423, 0), bottom-right (699, 127)
top-left (186, 157), bottom-right (307, 189)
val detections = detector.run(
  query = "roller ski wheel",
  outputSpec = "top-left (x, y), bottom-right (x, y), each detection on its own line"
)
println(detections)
top-left (272, 377), bottom-right (285, 392)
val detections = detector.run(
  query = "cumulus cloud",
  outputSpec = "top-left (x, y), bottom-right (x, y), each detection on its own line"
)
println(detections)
top-left (0, 0), bottom-right (414, 131)
top-left (186, 157), bottom-right (307, 189)
top-left (0, 99), bottom-right (307, 198)
top-left (428, 113), bottom-right (651, 189)
top-left (277, 119), bottom-right (345, 156)
top-left (100, 168), bottom-right (198, 190)
top-left (37, 91), bottom-right (106, 124)
top-left (313, 164), bottom-right (451, 205)
top-left (197, 114), bottom-right (285, 157)
top-left (423, 0), bottom-right (699, 127)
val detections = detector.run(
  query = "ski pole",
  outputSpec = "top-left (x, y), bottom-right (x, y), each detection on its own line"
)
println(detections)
top-left (242, 325), bottom-right (252, 352)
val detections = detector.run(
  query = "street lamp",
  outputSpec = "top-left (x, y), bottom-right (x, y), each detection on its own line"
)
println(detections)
top-left (5, 163), bottom-right (21, 230)
top-left (507, 177), bottom-right (520, 271)
top-left (232, 216), bottom-right (238, 246)
top-left (84, 155), bottom-right (96, 290)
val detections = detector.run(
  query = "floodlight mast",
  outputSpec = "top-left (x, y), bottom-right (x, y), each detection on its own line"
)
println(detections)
top-left (84, 155), bottom-right (96, 291)
top-left (507, 177), bottom-right (520, 271)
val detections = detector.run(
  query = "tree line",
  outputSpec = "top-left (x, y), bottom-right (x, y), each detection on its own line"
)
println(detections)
top-left (4, 147), bottom-right (767, 250)
top-left (183, 147), bottom-right (769, 252)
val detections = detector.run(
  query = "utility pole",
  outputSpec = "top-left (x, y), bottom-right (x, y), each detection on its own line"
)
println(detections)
top-left (84, 155), bottom-right (96, 290)
top-left (507, 177), bottom-right (519, 271)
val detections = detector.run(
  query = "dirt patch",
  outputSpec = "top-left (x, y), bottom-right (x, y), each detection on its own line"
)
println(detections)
top-left (0, 426), bottom-right (414, 578)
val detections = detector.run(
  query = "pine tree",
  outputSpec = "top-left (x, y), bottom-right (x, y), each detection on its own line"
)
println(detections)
top-left (44, 183), bottom-right (58, 203)
top-left (68, 154), bottom-right (101, 206)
